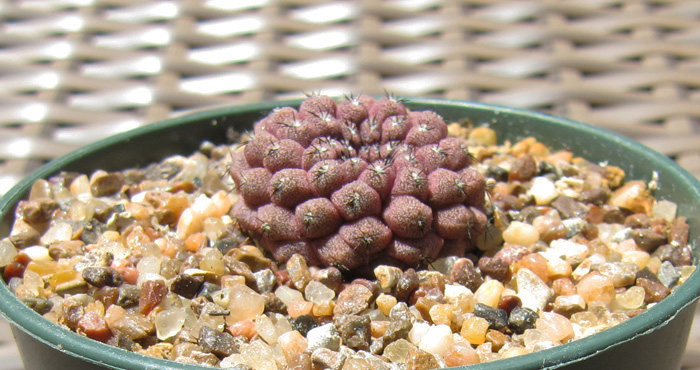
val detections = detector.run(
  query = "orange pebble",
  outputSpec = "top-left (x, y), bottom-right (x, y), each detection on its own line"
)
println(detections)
top-left (287, 301), bottom-right (314, 318)
top-left (111, 260), bottom-right (139, 285)
top-left (444, 342), bottom-right (480, 367)
top-left (228, 319), bottom-right (257, 340)
top-left (371, 321), bottom-right (390, 338)
top-left (185, 232), bottom-right (207, 252)
top-left (516, 254), bottom-right (549, 283)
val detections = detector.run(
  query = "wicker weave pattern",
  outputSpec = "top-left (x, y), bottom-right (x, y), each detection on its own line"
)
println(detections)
top-left (1, 2), bottom-right (700, 368)
top-left (1, 0), bottom-right (700, 196)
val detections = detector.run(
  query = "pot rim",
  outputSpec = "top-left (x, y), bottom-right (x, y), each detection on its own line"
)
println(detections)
top-left (1, 98), bottom-right (699, 370)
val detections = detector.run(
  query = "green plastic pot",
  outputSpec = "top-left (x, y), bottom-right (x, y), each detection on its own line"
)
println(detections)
top-left (1, 99), bottom-right (698, 370)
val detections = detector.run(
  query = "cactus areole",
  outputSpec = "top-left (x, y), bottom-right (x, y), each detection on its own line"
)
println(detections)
top-left (230, 95), bottom-right (487, 272)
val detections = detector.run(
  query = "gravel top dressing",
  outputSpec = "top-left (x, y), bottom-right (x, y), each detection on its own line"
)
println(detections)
top-left (0, 95), bottom-right (695, 370)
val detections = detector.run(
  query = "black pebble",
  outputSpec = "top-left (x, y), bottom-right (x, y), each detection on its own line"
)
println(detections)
top-left (116, 284), bottom-right (141, 308)
top-left (197, 282), bottom-right (221, 301)
top-left (474, 303), bottom-right (508, 331)
top-left (290, 314), bottom-right (318, 336)
top-left (170, 273), bottom-right (205, 299)
top-left (508, 306), bottom-right (539, 334)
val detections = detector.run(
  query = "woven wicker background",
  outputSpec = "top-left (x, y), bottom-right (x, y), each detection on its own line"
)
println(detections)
top-left (1, 0), bottom-right (700, 369)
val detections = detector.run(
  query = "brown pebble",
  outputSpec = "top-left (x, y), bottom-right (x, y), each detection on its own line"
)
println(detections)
top-left (601, 205), bottom-right (627, 224)
top-left (223, 257), bottom-right (255, 285)
top-left (352, 278), bottom-right (380, 302)
top-left (313, 267), bottom-right (343, 294)
top-left (90, 172), bottom-right (125, 197)
top-left (450, 258), bottom-right (483, 292)
top-left (652, 245), bottom-right (688, 267)
top-left (170, 273), bottom-right (204, 299)
top-left (287, 254), bottom-right (311, 291)
top-left (485, 329), bottom-right (507, 352)
top-left (632, 229), bottom-right (667, 252)
top-left (16, 199), bottom-right (58, 226)
top-left (139, 280), bottom-right (168, 314)
top-left (498, 295), bottom-right (522, 314)
top-left (227, 245), bottom-right (273, 272)
top-left (669, 217), bottom-right (689, 247)
top-left (585, 205), bottom-right (604, 224)
top-left (493, 244), bottom-right (529, 265)
top-left (94, 286), bottom-right (119, 308)
top-left (624, 213), bottom-right (651, 229)
top-left (508, 154), bottom-right (537, 182)
top-left (288, 352), bottom-right (312, 370)
top-left (78, 311), bottom-right (112, 343)
top-left (395, 269), bottom-right (420, 303)
top-left (8, 220), bottom-right (40, 249)
top-left (478, 257), bottom-right (509, 282)
top-left (198, 326), bottom-right (239, 357)
top-left (578, 188), bottom-right (609, 205)
top-left (334, 315), bottom-right (371, 351)
top-left (406, 348), bottom-right (439, 370)
top-left (334, 284), bottom-right (373, 316)
top-left (637, 277), bottom-right (670, 303)
top-left (581, 223), bottom-right (598, 240)
top-left (551, 195), bottom-right (588, 219)
top-left (414, 296), bottom-right (439, 321)
top-left (311, 348), bottom-right (346, 370)
top-left (48, 240), bottom-right (85, 260)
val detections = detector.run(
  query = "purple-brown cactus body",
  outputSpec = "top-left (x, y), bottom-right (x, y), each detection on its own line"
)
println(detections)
top-left (231, 95), bottom-right (487, 271)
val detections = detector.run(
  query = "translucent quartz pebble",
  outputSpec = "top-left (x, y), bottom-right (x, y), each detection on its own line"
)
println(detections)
top-left (444, 284), bottom-right (472, 304)
top-left (0, 239), bottom-right (18, 267)
top-left (528, 177), bottom-right (559, 205)
top-left (535, 311), bottom-right (574, 343)
top-left (40, 222), bottom-right (73, 245)
top-left (137, 255), bottom-right (161, 275)
top-left (176, 209), bottom-right (202, 240)
top-left (275, 285), bottom-right (305, 306)
top-left (444, 342), bottom-right (480, 367)
top-left (155, 308), bottom-right (186, 340)
top-left (548, 239), bottom-right (589, 266)
top-left (240, 340), bottom-right (278, 370)
top-left (474, 279), bottom-right (504, 308)
top-left (199, 248), bottom-right (226, 276)
top-left (577, 273), bottom-right (615, 304)
top-left (653, 200), bottom-right (677, 222)
top-left (522, 329), bottom-right (551, 349)
top-left (515, 268), bottom-right (554, 312)
top-left (342, 356), bottom-right (372, 370)
top-left (460, 316), bottom-right (489, 345)
top-left (227, 284), bottom-right (265, 324)
top-left (502, 221), bottom-right (539, 247)
top-left (136, 273), bottom-right (166, 288)
top-left (374, 265), bottom-right (403, 290)
top-left (419, 324), bottom-right (454, 356)
top-left (22, 269), bottom-right (44, 297)
top-left (615, 286), bottom-right (645, 310)
top-left (376, 293), bottom-right (398, 316)
top-left (538, 251), bottom-right (572, 279)
top-left (383, 339), bottom-right (416, 363)
top-left (278, 330), bottom-right (308, 362)
top-left (408, 321), bottom-right (431, 346)
top-left (21, 245), bottom-right (51, 262)
top-left (255, 315), bottom-right (279, 344)
top-left (220, 354), bottom-right (247, 368)
top-left (304, 281), bottom-right (335, 304)
top-left (30, 179), bottom-right (53, 200)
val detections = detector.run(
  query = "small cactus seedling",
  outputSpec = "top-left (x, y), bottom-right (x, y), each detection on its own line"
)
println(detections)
top-left (230, 94), bottom-right (488, 272)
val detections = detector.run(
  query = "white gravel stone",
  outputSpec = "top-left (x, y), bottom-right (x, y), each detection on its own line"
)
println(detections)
top-left (306, 323), bottom-right (341, 351)
top-left (516, 268), bottom-right (554, 312)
